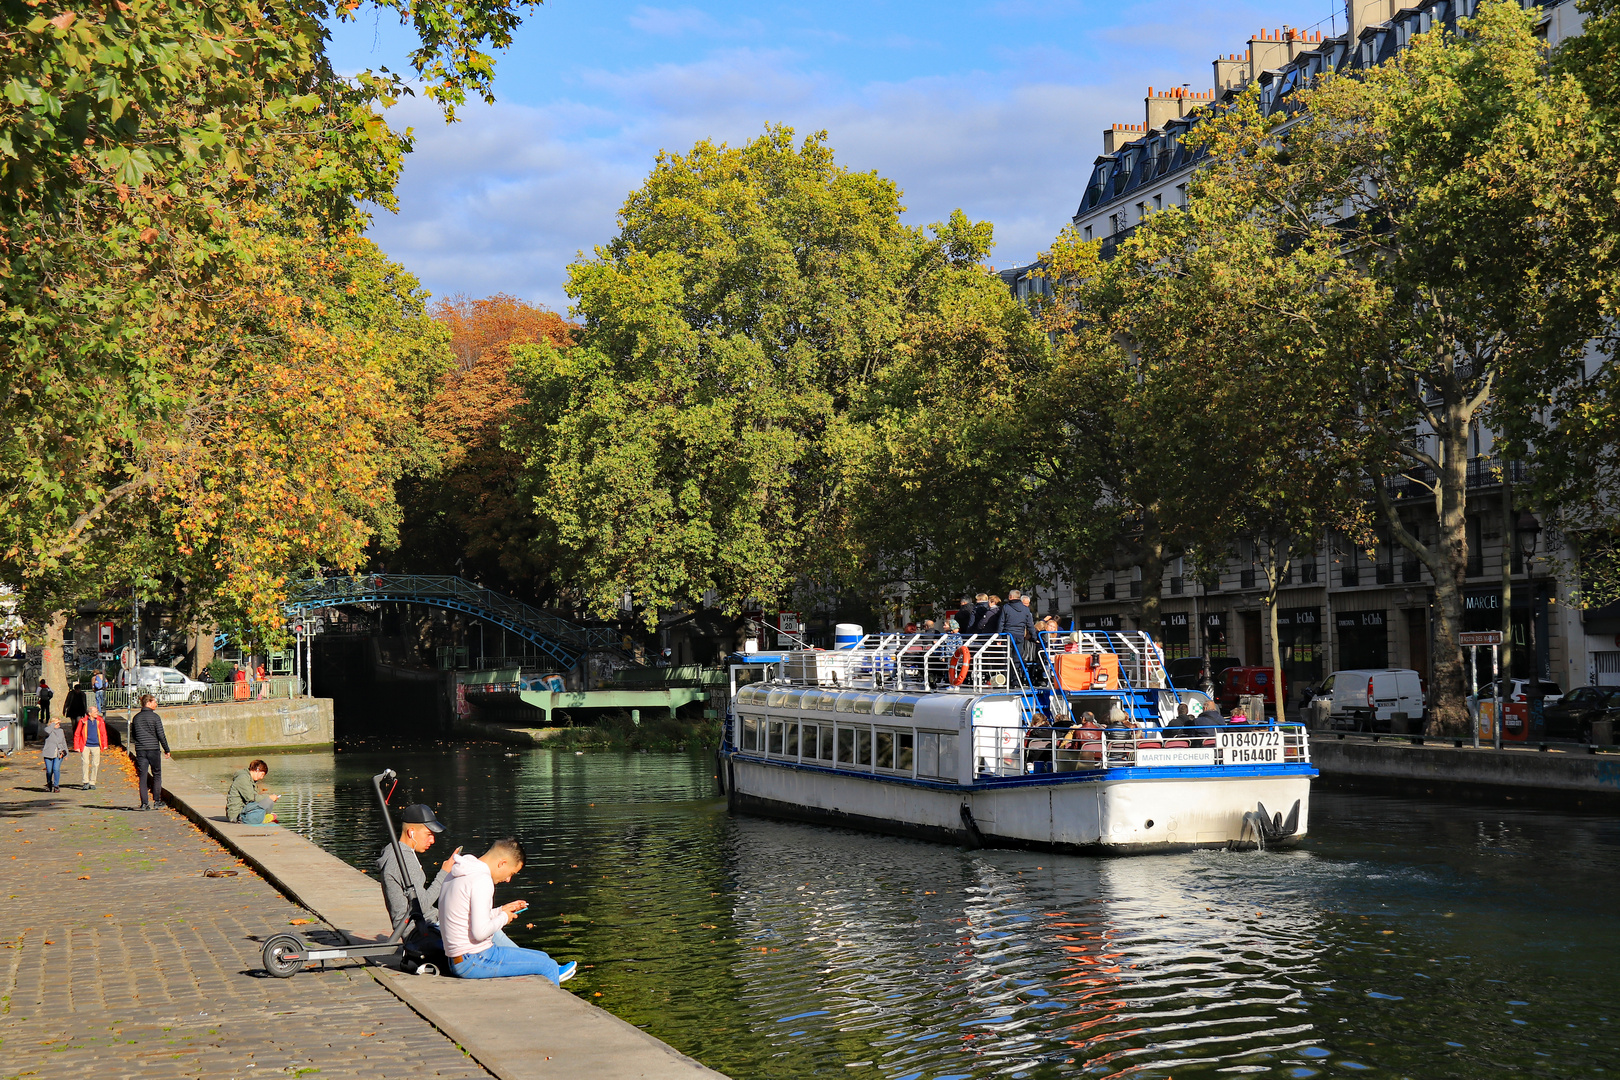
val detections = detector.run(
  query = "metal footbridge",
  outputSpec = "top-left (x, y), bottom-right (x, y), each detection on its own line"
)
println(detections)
top-left (285, 575), bottom-right (619, 667)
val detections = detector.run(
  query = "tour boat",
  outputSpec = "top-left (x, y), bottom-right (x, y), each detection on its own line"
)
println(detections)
top-left (718, 631), bottom-right (1315, 854)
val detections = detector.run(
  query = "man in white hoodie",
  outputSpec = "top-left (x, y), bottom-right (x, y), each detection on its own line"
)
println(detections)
top-left (439, 837), bottom-right (576, 985)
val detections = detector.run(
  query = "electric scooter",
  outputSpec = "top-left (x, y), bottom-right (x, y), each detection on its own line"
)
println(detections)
top-left (260, 768), bottom-right (447, 978)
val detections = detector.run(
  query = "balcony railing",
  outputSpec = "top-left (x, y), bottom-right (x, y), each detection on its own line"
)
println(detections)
top-left (1386, 458), bottom-right (1526, 499)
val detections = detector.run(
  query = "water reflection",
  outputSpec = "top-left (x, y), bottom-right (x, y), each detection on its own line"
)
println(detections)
top-left (176, 747), bottom-right (1620, 1079)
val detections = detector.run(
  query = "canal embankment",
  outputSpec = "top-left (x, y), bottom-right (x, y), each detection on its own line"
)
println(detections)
top-left (157, 759), bottom-right (728, 1080)
top-left (1310, 731), bottom-right (1620, 807)
top-left (107, 696), bottom-right (335, 755)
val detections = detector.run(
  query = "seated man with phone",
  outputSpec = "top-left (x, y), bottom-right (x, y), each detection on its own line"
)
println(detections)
top-left (440, 837), bottom-right (576, 984)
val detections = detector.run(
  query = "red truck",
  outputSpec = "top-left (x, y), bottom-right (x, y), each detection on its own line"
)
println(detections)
top-left (1217, 666), bottom-right (1287, 716)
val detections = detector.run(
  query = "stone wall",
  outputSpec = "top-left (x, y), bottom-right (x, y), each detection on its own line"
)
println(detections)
top-left (1311, 734), bottom-right (1620, 806)
top-left (110, 697), bottom-right (334, 756)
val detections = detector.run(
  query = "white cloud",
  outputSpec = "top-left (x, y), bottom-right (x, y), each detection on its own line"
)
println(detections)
top-left (366, 1), bottom-right (1302, 306)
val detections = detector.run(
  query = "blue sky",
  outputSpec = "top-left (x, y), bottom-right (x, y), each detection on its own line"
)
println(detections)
top-left (331, 0), bottom-right (1337, 311)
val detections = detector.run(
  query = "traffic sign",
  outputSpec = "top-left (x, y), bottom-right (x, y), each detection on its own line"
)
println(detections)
top-left (1459, 631), bottom-right (1503, 646)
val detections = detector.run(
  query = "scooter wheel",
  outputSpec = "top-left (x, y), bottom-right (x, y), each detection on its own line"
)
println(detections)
top-left (414, 962), bottom-right (439, 977)
top-left (262, 934), bottom-right (307, 978)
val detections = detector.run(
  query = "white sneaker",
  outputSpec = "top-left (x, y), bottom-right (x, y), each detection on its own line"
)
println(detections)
top-left (557, 961), bottom-right (577, 984)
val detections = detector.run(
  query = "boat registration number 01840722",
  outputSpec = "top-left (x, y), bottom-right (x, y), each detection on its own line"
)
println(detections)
top-left (1218, 729), bottom-right (1284, 764)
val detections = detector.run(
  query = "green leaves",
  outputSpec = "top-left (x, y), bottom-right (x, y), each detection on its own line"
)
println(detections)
top-left (507, 127), bottom-right (1043, 621)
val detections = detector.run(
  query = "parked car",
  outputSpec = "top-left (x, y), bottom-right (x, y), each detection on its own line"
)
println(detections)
top-left (1535, 686), bottom-right (1618, 741)
top-left (1166, 656), bottom-right (1241, 695)
top-left (1216, 666), bottom-right (1287, 714)
top-left (128, 665), bottom-right (208, 705)
top-left (1325, 668), bottom-right (1426, 732)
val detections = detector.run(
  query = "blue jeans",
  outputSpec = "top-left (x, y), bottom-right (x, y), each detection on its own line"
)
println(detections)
top-left (240, 799), bottom-right (277, 825)
top-left (94, 690), bottom-right (106, 714)
top-left (450, 942), bottom-right (561, 984)
top-left (44, 756), bottom-right (61, 787)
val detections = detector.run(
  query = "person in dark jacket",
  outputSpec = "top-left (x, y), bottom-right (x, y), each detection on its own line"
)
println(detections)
top-left (963, 594), bottom-right (990, 635)
top-left (36, 680), bottom-right (53, 726)
top-left (62, 684), bottom-right (88, 729)
top-left (999, 590), bottom-right (1035, 645)
top-left (128, 694), bottom-right (171, 810)
top-left (980, 595), bottom-right (1003, 635)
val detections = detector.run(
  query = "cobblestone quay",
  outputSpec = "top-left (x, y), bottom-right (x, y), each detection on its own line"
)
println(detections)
top-left (1, 745), bottom-right (487, 1080)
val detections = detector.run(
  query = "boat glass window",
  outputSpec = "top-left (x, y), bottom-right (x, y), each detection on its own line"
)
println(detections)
top-left (767, 687), bottom-right (794, 708)
top-left (837, 726), bottom-right (855, 764)
top-left (876, 730), bottom-right (895, 769)
top-left (805, 690), bottom-right (837, 712)
top-left (889, 696), bottom-right (918, 718)
top-left (939, 733), bottom-right (960, 779)
top-left (735, 685), bottom-right (767, 706)
top-left (768, 721), bottom-right (784, 755)
top-left (801, 723), bottom-right (818, 759)
top-left (856, 728), bottom-right (872, 767)
top-left (835, 692), bottom-right (862, 713)
top-left (850, 694), bottom-right (875, 715)
top-left (917, 732), bottom-right (939, 776)
top-left (897, 731), bottom-right (914, 773)
top-left (742, 716), bottom-right (759, 752)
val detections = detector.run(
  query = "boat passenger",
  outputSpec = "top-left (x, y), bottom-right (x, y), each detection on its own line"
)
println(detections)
top-left (981, 596), bottom-right (1003, 634)
top-left (1000, 590), bottom-right (1035, 644)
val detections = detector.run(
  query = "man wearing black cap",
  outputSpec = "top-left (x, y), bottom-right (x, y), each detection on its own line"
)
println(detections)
top-left (377, 804), bottom-right (515, 949)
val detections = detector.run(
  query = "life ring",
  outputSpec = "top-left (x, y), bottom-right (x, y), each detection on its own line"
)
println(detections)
top-left (948, 646), bottom-right (972, 686)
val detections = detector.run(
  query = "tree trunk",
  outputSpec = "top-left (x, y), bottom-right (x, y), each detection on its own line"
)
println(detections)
top-left (1428, 410), bottom-right (1472, 736)
top-left (41, 610), bottom-right (70, 706)
top-left (190, 624), bottom-right (216, 679)
top-left (1260, 537), bottom-right (1291, 722)
top-left (1135, 518), bottom-right (1165, 637)
top-left (1500, 478), bottom-right (1514, 680)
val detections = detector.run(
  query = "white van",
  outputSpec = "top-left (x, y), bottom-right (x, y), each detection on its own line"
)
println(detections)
top-left (1322, 669), bottom-right (1426, 732)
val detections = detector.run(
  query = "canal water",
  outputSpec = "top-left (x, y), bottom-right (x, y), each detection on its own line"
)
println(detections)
top-left (183, 745), bottom-right (1620, 1079)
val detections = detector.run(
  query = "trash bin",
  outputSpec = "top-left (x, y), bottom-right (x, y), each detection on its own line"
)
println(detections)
top-left (0, 715), bottom-right (17, 756)
top-left (1591, 719), bottom-right (1614, 747)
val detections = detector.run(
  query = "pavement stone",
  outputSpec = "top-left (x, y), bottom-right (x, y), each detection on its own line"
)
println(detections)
top-left (1, 745), bottom-right (490, 1080)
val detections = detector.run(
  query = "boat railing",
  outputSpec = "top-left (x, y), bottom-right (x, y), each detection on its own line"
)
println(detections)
top-left (971, 722), bottom-right (1312, 777)
top-left (1037, 630), bottom-right (1170, 691)
top-left (783, 634), bottom-right (1032, 692)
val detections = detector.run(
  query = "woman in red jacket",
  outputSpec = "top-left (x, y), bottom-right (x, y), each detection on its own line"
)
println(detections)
top-left (73, 708), bottom-right (109, 790)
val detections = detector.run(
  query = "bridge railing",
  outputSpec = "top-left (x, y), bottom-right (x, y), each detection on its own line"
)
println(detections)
top-left (285, 574), bottom-right (623, 661)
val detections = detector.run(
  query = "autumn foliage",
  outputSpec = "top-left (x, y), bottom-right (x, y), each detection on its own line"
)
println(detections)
top-left (391, 295), bottom-right (575, 596)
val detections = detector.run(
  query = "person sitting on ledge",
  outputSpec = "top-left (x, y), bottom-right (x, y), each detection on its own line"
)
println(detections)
top-left (377, 804), bottom-right (516, 952)
top-left (226, 759), bottom-right (280, 825)
top-left (440, 838), bottom-right (576, 984)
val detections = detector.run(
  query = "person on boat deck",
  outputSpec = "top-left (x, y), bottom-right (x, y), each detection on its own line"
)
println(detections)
top-left (1198, 703), bottom-right (1225, 725)
top-left (981, 595), bottom-right (1003, 635)
top-left (964, 594), bottom-right (990, 634)
top-left (999, 590), bottom-right (1034, 644)
top-left (440, 838), bottom-right (576, 985)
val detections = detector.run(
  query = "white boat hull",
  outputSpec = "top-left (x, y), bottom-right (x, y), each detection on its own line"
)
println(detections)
top-left (724, 756), bottom-right (1312, 853)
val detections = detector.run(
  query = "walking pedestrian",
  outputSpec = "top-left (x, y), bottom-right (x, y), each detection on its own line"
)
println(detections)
top-left (91, 670), bottom-right (107, 714)
top-left (62, 682), bottom-right (88, 736)
top-left (36, 680), bottom-right (54, 727)
top-left (41, 715), bottom-right (68, 791)
top-left (73, 707), bottom-right (108, 790)
top-left (128, 693), bottom-right (171, 810)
